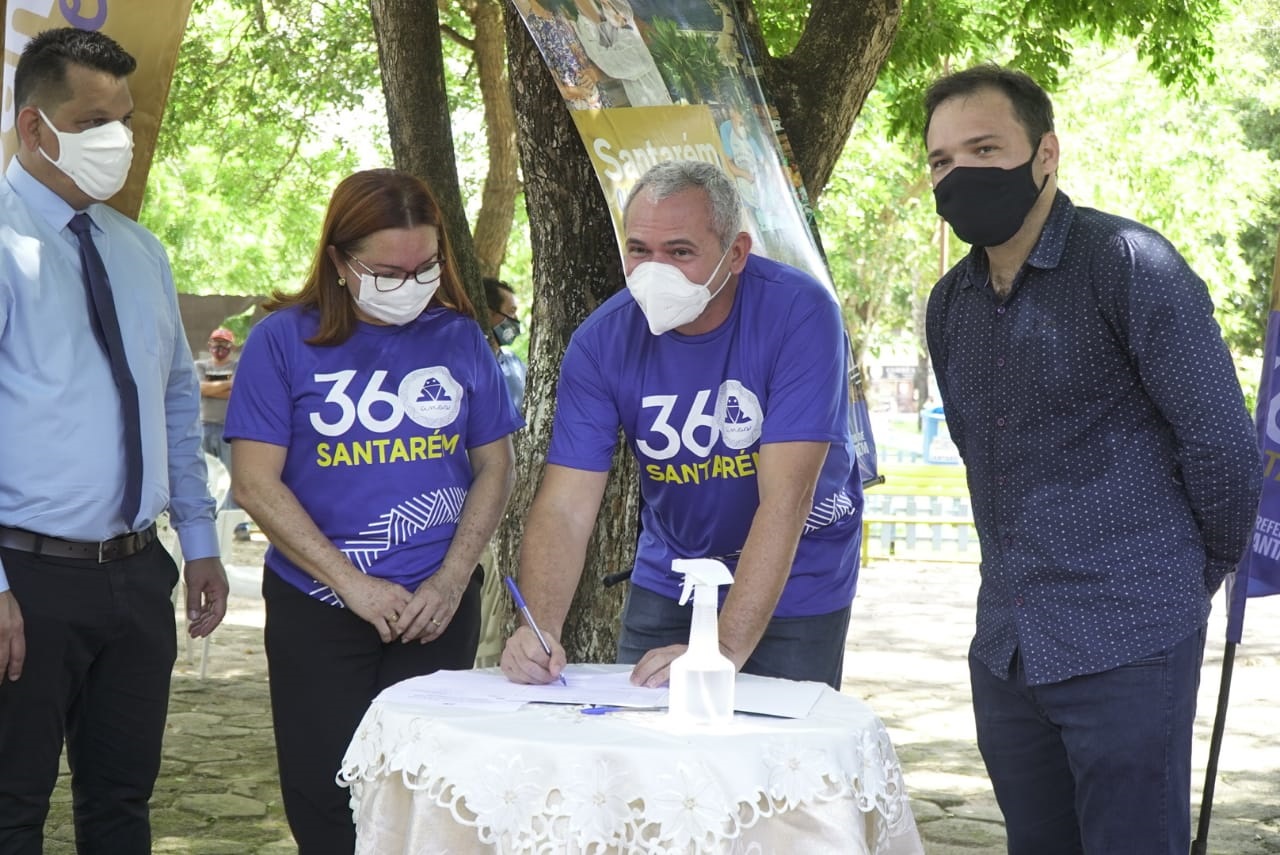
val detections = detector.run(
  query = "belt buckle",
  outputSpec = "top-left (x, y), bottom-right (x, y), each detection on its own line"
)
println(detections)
top-left (98, 534), bottom-right (123, 564)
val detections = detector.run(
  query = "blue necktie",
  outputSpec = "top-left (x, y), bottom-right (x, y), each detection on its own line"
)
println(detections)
top-left (68, 213), bottom-right (143, 528)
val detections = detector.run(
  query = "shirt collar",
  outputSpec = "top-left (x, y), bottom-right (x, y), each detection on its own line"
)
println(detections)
top-left (4, 156), bottom-right (94, 233)
top-left (957, 190), bottom-right (1076, 290)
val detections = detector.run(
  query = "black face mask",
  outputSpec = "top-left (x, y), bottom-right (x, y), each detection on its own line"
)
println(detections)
top-left (933, 145), bottom-right (1047, 247)
top-left (493, 316), bottom-right (521, 346)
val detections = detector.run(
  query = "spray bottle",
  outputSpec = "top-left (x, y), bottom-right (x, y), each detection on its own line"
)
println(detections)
top-left (667, 558), bottom-right (736, 724)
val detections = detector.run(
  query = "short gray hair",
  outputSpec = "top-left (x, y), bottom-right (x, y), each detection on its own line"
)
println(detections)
top-left (623, 160), bottom-right (742, 250)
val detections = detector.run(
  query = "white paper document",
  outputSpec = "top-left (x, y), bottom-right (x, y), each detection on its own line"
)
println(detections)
top-left (376, 667), bottom-right (824, 719)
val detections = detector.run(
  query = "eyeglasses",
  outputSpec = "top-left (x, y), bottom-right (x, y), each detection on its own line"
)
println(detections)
top-left (346, 252), bottom-right (445, 292)
top-left (208, 341), bottom-right (232, 349)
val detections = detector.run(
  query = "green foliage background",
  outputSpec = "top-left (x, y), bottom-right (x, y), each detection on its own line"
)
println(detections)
top-left (142, 0), bottom-right (1279, 373)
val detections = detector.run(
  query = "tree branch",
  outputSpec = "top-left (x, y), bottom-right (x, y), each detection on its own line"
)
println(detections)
top-left (748, 0), bottom-right (902, 202)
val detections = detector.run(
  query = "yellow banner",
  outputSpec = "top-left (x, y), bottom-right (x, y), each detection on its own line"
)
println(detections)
top-left (572, 105), bottom-right (722, 240)
top-left (2, 0), bottom-right (193, 219)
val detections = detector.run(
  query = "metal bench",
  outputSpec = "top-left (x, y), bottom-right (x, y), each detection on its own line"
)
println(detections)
top-left (861, 462), bottom-right (978, 563)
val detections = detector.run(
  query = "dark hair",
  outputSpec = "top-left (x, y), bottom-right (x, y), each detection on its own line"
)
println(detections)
top-left (14, 28), bottom-right (136, 111)
top-left (265, 169), bottom-right (476, 345)
top-left (483, 278), bottom-right (514, 314)
top-left (923, 64), bottom-right (1054, 149)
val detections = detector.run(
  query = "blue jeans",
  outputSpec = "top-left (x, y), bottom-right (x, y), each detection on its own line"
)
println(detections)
top-left (969, 627), bottom-right (1206, 855)
top-left (616, 584), bottom-right (850, 688)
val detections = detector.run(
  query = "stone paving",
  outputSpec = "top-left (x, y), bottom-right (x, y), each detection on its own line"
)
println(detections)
top-left (40, 541), bottom-right (1280, 853)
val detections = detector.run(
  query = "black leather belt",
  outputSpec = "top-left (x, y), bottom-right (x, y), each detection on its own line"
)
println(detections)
top-left (0, 523), bottom-right (158, 563)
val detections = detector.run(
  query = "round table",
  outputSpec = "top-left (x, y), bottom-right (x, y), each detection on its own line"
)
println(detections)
top-left (339, 667), bottom-right (924, 854)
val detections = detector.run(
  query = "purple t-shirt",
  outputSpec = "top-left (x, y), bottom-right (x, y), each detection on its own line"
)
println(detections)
top-left (225, 305), bottom-right (523, 604)
top-left (549, 254), bottom-right (862, 616)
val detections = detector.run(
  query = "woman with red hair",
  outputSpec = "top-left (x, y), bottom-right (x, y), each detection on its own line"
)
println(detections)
top-left (225, 169), bottom-right (521, 853)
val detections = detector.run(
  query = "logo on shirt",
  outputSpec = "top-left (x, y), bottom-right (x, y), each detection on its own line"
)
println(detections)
top-left (636, 380), bottom-right (767, 486)
top-left (714, 380), bottom-right (762, 450)
top-left (401, 367), bottom-right (463, 429)
top-left (309, 367), bottom-right (465, 467)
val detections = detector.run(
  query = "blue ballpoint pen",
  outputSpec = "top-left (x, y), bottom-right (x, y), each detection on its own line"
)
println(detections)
top-left (504, 576), bottom-right (568, 686)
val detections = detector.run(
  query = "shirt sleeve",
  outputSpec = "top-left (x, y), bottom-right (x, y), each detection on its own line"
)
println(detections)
top-left (925, 274), bottom-right (965, 457)
top-left (546, 332), bottom-right (621, 472)
top-left (223, 317), bottom-right (294, 447)
top-left (0, 280), bottom-right (11, 588)
top-left (758, 287), bottom-right (847, 446)
top-left (465, 323), bottom-right (524, 448)
top-left (1107, 228), bottom-right (1262, 578)
top-left (162, 256), bottom-right (218, 561)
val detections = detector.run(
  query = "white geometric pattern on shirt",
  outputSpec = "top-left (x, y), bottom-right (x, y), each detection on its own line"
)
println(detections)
top-left (803, 489), bottom-right (856, 534)
top-left (306, 487), bottom-right (467, 604)
top-left (343, 487), bottom-right (467, 572)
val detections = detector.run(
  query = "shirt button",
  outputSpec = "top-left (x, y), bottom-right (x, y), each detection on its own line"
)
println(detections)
top-left (1014, 596), bottom-right (1025, 607)
top-left (997, 475), bottom-right (1006, 486)
top-left (996, 417), bottom-right (1007, 427)
top-left (996, 356), bottom-right (1006, 367)
top-left (996, 306), bottom-right (1007, 315)
top-left (1003, 535), bottom-right (1013, 547)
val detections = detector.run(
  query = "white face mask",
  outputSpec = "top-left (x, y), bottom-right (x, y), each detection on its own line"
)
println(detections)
top-left (352, 271), bottom-right (440, 326)
top-left (626, 247), bottom-right (732, 336)
top-left (37, 109), bottom-right (134, 201)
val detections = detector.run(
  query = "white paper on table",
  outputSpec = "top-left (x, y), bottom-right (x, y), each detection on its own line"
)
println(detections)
top-left (376, 667), bottom-right (665, 710)
top-left (734, 673), bottom-right (825, 718)
top-left (377, 667), bottom-right (825, 719)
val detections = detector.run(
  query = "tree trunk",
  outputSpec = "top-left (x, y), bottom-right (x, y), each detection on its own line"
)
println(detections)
top-left (468, 0), bottom-right (520, 278)
top-left (492, 1), bottom-right (905, 661)
top-left (738, 0), bottom-right (901, 203)
top-left (494, 5), bottom-right (636, 662)
top-left (369, 0), bottom-right (485, 310)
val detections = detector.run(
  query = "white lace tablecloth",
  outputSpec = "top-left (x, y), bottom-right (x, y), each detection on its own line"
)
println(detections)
top-left (339, 667), bottom-right (924, 854)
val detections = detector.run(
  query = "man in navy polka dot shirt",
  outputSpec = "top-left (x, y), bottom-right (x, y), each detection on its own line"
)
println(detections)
top-left (923, 64), bottom-right (1262, 854)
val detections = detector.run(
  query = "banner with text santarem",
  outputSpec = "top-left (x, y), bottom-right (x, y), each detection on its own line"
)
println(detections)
top-left (1, 0), bottom-right (193, 219)
top-left (1228, 236), bottom-right (1280, 642)
top-left (513, 0), bottom-right (879, 484)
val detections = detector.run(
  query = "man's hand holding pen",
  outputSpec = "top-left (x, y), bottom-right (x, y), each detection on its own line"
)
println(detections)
top-left (501, 576), bottom-right (569, 686)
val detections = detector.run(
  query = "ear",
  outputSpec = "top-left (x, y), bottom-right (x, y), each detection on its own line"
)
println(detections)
top-left (1038, 131), bottom-right (1060, 177)
top-left (726, 231), bottom-right (752, 274)
top-left (15, 106), bottom-right (46, 154)
top-left (325, 244), bottom-right (344, 273)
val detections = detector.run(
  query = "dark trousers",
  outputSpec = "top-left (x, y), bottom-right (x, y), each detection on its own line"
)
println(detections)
top-left (0, 541), bottom-right (178, 855)
top-left (615, 584), bottom-right (851, 689)
top-left (263, 565), bottom-right (483, 855)
top-left (969, 627), bottom-right (1206, 855)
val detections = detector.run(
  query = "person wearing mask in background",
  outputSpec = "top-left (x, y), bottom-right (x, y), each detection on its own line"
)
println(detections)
top-left (0, 28), bottom-right (228, 854)
top-left (196, 326), bottom-right (239, 510)
top-left (225, 169), bottom-right (521, 854)
top-left (484, 277), bottom-right (527, 412)
top-left (923, 64), bottom-right (1262, 854)
top-left (501, 159), bottom-right (863, 691)
top-left (473, 277), bottom-right (528, 667)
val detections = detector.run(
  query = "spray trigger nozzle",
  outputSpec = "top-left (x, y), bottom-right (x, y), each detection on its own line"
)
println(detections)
top-left (673, 558), bottom-right (734, 605)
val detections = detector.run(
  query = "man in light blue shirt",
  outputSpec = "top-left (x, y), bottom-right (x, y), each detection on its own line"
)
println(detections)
top-left (0, 28), bottom-right (229, 855)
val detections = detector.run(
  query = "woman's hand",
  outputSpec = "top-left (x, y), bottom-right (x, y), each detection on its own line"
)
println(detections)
top-left (397, 566), bottom-right (472, 643)
top-left (233, 439), bottom-right (416, 644)
top-left (339, 574), bottom-right (415, 643)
